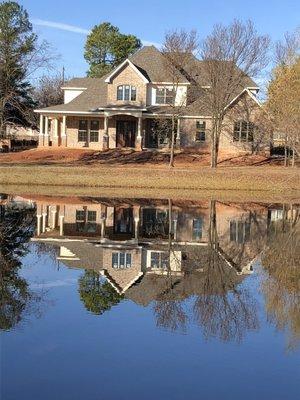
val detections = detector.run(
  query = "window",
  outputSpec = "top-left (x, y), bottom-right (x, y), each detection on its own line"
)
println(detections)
top-left (233, 121), bottom-right (254, 142)
top-left (90, 120), bottom-right (99, 142)
top-left (195, 121), bottom-right (206, 142)
top-left (90, 131), bottom-right (99, 142)
top-left (150, 251), bottom-right (169, 269)
top-left (76, 210), bottom-right (85, 221)
top-left (76, 209), bottom-right (97, 233)
top-left (230, 220), bottom-right (251, 243)
top-left (78, 120), bottom-right (88, 142)
top-left (124, 85), bottom-right (130, 100)
top-left (78, 120), bottom-right (100, 143)
top-left (86, 210), bottom-right (97, 233)
top-left (142, 208), bottom-right (170, 238)
top-left (116, 85), bottom-right (137, 101)
top-left (112, 252), bottom-right (132, 269)
top-left (117, 86), bottom-right (123, 100)
top-left (192, 218), bottom-right (203, 240)
top-left (87, 211), bottom-right (96, 222)
top-left (156, 87), bottom-right (174, 104)
top-left (76, 209), bottom-right (85, 232)
top-left (131, 86), bottom-right (136, 101)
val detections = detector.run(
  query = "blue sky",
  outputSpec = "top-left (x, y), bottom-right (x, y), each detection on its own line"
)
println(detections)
top-left (20, 0), bottom-right (300, 79)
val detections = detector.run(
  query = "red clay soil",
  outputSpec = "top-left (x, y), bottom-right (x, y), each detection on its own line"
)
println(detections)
top-left (0, 147), bottom-right (285, 167)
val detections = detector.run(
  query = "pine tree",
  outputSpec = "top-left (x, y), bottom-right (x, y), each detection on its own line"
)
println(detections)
top-left (84, 22), bottom-right (141, 78)
top-left (0, 1), bottom-right (37, 135)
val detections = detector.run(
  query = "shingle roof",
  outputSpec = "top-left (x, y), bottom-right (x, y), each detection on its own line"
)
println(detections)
top-left (129, 45), bottom-right (190, 83)
top-left (42, 78), bottom-right (107, 112)
top-left (36, 45), bottom-right (258, 115)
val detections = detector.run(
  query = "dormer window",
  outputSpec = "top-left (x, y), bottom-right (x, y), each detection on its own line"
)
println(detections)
top-left (156, 87), bottom-right (174, 105)
top-left (117, 85), bottom-right (137, 101)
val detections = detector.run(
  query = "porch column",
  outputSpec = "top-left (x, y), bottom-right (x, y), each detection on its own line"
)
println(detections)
top-left (38, 115), bottom-right (44, 147)
top-left (173, 216), bottom-right (178, 241)
top-left (61, 116), bottom-right (67, 146)
top-left (134, 205), bottom-right (140, 239)
top-left (103, 115), bottom-right (109, 150)
top-left (176, 118), bottom-right (181, 148)
top-left (136, 116), bottom-right (143, 151)
top-left (100, 206), bottom-right (107, 240)
top-left (52, 118), bottom-right (59, 146)
top-left (59, 215), bottom-right (64, 236)
top-left (36, 214), bottom-right (42, 236)
top-left (51, 206), bottom-right (57, 229)
top-left (42, 212), bottom-right (47, 233)
top-left (44, 116), bottom-right (49, 146)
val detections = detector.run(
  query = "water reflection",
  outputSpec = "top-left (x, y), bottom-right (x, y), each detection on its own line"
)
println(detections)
top-left (0, 195), bottom-right (40, 330)
top-left (1, 194), bottom-right (299, 348)
top-left (262, 206), bottom-right (300, 351)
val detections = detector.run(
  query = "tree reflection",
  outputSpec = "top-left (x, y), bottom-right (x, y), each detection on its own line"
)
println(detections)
top-left (192, 201), bottom-right (259, 342)
top-left (153, 199), bottom-right (188, 332)
top-left (78, 270), bottom-right (123, 315)
top-left (152, 200), bottom-right (259, 341)
top-left (0, 205), bottom-right (39, 330)
top-left (261, 205), bottom-right (300, 351)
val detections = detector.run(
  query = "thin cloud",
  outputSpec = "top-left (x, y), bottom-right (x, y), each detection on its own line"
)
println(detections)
top-left (31, 18), bottom-right (160, 47)
top-left (31, 18), bottom-right (90, 34)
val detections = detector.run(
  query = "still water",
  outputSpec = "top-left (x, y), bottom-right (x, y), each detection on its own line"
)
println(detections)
top-left (1, 194), bottom-right (299, 400)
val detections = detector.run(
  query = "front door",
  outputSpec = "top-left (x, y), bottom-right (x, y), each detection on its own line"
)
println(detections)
top-left (116, 120), bottom-right (136, 147)
top-left (145, 119), bottom-right (158, 148)
top-left (113, 207), bottom-right (134, 238)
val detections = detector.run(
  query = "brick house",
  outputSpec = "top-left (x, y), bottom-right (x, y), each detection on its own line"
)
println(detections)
top-left (35, 46), bottom-right (264, 154)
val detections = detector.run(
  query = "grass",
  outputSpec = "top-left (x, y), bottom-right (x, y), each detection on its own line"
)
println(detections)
top-left (0, 164), bottom-right (299, 202)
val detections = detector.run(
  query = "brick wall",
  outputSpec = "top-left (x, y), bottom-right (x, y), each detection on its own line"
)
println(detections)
top-left (107, 64), bottom-right (147, 107)
top-left (102, 247), bottom-right (142, 292)
top-left (180, 118), bottom-right (212, 150)
top-left (65, 116), bottom-right (104, 149)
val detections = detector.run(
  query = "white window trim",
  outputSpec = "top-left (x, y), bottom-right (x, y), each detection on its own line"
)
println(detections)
top-left (117, 85), bottom-right (137, 101)
top-left (154, 86), bottom-right (174, 106)
top-left (112, 252), bottom-right (132, 269)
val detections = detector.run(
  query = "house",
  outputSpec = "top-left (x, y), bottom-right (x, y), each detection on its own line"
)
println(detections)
top-left (29, 196), bottom-right (273, 295)
top-left (0, 124), bottom-right (38, 152)
top-left (35, 46), bottom-right (265, 155)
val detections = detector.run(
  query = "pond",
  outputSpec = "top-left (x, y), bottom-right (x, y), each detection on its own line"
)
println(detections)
top-left (1, 194), bottom-right (299, 400)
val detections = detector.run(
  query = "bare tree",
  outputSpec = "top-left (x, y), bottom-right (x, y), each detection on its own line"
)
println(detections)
top-left (159, 29), bottom-right (198, 167)
top-left (33, 73), bottom-right (64, 109)
top-left (275, 28), bottom-right (300, 67)
top-left (199, 20), bottom-right (270, 167)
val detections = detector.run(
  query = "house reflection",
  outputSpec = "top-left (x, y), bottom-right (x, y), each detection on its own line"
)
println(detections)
top-left (30, 196), bottom-right (285, 297)
top-left (2, 194), bottom-right (299, 343)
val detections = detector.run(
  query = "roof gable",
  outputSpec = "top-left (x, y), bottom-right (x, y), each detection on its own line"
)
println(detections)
top-left (105, 59), bottom-right (149, 83)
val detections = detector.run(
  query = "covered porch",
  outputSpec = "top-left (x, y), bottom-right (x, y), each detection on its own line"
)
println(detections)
top-left (38, 111), bottom-right (179, 151)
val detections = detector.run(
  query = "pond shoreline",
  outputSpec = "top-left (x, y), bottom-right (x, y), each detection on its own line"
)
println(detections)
top-left (1, 164), bottom-right (299, 202)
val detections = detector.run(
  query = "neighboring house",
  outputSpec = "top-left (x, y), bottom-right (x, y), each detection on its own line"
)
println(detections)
top-left (0, 124), bottom-right (38, 152)
top-left (35, 46), bottom-right (265, 155)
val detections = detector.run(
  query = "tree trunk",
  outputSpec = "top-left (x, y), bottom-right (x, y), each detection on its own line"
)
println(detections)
top-left (284, 135), bottom-right (288, 167)
top-left (169, 116), bottom-right (176, 168)
top-left (210, 119), bottom-right (221, 169)
top-left (291, 145), bottom-right (295, 167)
top-left (210, 125), bottom-right (217, 168)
